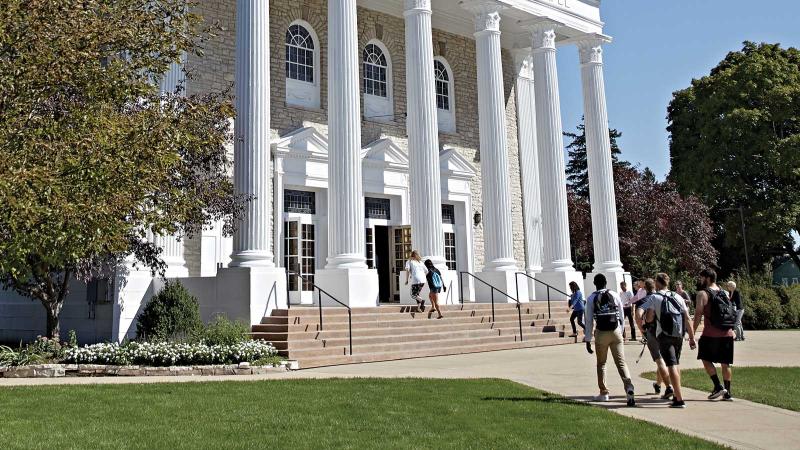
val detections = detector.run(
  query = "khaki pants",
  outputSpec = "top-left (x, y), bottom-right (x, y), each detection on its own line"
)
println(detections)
top-left (594, 328), bottom-right (634, 395)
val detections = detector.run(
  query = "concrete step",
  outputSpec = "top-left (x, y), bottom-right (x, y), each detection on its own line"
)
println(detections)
top-left (296, 336), bottom-right (577, 369)
top-left (275, 302), bottom-right (567, 317)
top-left (260, 309), bottom-right (571, 326)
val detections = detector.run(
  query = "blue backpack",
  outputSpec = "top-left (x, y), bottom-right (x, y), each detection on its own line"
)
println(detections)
top-left (431, 271), bottom-right (443, 289)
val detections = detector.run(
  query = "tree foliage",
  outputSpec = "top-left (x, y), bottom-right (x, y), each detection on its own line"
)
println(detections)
top-left (569, 165), bottom-right (718, 278)
top-left (667, 42), bottom-right (800, 274)
top-left (0, 0), bottom-right (246, 339)
top-left (564, 121), bottom-right (629, 199)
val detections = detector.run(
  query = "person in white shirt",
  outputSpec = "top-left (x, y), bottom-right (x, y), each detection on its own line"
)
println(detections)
top-left (584, 274), bottom-right (636, 406)
top-left (634, 280), bottom-right (648, 302)
top-left (404, 250), bottom-right (428, 311)
top-left (619, 281), bottom-right (636, 341)
top-left (641, 272), bottom-right (697, 408)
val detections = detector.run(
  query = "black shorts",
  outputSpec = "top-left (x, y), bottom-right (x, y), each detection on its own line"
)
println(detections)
top-left (645, 329), bottom-right (661, 361)
top-left (697, 336), bottom-right (734, 365)
top-left (658, 336), bottom-right (683, 367)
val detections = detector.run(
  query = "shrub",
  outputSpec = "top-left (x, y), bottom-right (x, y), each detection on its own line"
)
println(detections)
top-left (136, 281), bottom-right (202, 342)
top-left (0, 337), bottom-right (63, 366)
top-left (61, 340), bottom-right (278, 366)
top-left (780, 285), bottom-right (800, 328)
top-left (740, 283), bottom-right (784, 330)
top-left (191, 315), bottom-right (250, 347)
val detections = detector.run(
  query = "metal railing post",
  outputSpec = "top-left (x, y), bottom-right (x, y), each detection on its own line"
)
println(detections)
top-left (318, 289), bottom-right (323, 331)
top-left (348, 309), bottom-right (353, 355)
top-left (547, 286), bottom-right (551, 319)
top-left (517, 301), bottom-right (523, 342)
top-left (459, 271), bottom-right (464, 304)
top-left (285, 271), bottom-right (291, 310)
top-left (490, 289), bottom-right (495, 323)
top-left (515, 273), bottom-right (520, 307)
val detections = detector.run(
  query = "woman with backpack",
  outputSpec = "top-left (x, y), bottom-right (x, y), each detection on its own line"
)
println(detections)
top-left (423, 259), bottom-right (445, 319)
top-left (567, 281), bottom-right (585, 338)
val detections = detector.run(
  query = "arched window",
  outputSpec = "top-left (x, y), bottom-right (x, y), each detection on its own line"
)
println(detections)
top-left (362, 40), bottom-right (393, 121)
top-left (434, 57), bottom-right (456, 133)
top-left (285, 21), bottom-right (320, 108)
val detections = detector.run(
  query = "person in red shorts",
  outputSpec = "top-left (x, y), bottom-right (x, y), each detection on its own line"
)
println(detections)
top-left (692, 268), bottom-right (735, 401)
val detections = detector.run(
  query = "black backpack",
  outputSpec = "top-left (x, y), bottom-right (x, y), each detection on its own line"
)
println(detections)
top-left (707, 288), bottom-right (737, 330)
top-left (657, 292), bottom-right (685, 339)
top-left (593, 290), bottom-right (620, 331)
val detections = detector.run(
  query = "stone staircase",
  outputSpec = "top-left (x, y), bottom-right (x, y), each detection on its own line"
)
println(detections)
top-left (252, 301), bottom-right (580, 368)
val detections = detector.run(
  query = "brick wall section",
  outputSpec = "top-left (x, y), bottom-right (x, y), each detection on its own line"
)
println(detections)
top-left (187, 0), bottom-right (527, 274)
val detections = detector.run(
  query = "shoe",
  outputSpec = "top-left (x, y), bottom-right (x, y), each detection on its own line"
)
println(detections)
top-left (436, 315), bottom-right (444, 319)
top-left (417, 301), bottom-right (425, 312)
top-left (722, 392), bottom-right (733, 401)
top-left (661, 386), bottom-right (674, 400)
top-left (626, 392), bottom-right (636, 407)
top-left (593, 394), bottom-right (610, 402)
top-left (670, 400), bottom-right (686, 408)
top-left (568, 333), bottom-right (577, 337)
top-left (708, 387), bottom-right (728, 400)
top-left (653, 383), bottom-right (662, 395)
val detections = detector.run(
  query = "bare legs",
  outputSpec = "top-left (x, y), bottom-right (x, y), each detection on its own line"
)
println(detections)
top-left (667, 365), bottom-right (683, 401)
top-left (429, 292), bottom-right (443, 319)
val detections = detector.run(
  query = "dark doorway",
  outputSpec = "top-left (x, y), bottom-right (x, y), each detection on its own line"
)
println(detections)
top-left (375, 225), bottom-right (391, 302)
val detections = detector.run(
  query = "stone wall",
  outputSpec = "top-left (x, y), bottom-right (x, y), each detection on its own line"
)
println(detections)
top-left (187, 0), bottom-right (527, 274)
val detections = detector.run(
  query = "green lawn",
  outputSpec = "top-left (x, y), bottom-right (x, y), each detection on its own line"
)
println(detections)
top-left (643, 367), bottom-right (800, 412)
top-left (0, 378), bottom-right (720, 450)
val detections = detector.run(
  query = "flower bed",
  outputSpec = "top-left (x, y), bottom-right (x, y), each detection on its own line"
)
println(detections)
top-left (62, 340), bottom-right (279, 367)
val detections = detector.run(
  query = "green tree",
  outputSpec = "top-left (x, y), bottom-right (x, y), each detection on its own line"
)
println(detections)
top-left (564, 120), bottom-right (628, 198)
top-left (0, 0), bottom-right (247, 339)
top-left (668, 42), bottom-right (800, 274)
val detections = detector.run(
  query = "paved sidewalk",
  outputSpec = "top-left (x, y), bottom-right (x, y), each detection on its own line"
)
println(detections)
top-left (2, 331), bottom-right (798, 449)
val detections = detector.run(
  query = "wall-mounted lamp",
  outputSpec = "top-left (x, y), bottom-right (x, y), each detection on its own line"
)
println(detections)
top-left (473, 212), bottom-right (482, 226)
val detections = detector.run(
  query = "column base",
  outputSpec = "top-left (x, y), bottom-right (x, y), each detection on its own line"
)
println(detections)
top-left (229, 250), bottom-right (276, 268)
top-left (533, 271), bottom-right (584, 302)
top-left (315, 268), bottom-right (379, 308)
top-left (399, 269), bottom-right (460, 306)
top-left (584, 271), bottom-right (630, 295)
top-left (215, 266), bottom-right (287, 325)
top-left (474, 270), bottom-right (529, 303)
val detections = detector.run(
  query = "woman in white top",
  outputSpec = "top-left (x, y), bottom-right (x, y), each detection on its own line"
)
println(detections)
top-left (404, 250), bottom-right (428, 311)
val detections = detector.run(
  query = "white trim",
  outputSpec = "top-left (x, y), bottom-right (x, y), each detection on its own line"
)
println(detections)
top-left (285, 20), bottom-right (321, 109)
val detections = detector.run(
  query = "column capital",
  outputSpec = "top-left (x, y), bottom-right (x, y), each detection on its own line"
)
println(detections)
top-left (520, 19), bottom-right (563, 51)
top-left (576, 33), bottom-right (612, 66)
top-left (460, 0), bottom-right (506, 34)
top-left (404, 0), bottom-right (431, 15)
top-left (511, 48), bottom-right (534, 80)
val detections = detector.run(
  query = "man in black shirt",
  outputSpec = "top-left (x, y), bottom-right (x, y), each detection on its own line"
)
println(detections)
top-left (727, 281), bottom-right (745, 341)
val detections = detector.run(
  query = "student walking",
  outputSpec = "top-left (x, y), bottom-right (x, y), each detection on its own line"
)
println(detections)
top-left (693, 268), bottom-right (737, 401)
top-left (727, 281), bottom-right (745, 341)
top-left (635, 278), bottom-right (672, 398)
top-left (424, 259), bottom-right (446, 319)
top-left (567, 281), bottom-right (585, 337)
top-left (620, 281), bottom-right (637, 341)
top-left (404, 250), bottom-right (428, 311)
top-left (641, 273), bottom-right (697, 408)
top-left (584, 274), bottom-right (636, 406)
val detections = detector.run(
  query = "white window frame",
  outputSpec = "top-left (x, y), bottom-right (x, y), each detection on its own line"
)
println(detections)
top-left (285, 20), bottom-right (320, 109)
top-left (362, 39), bottom-right (394, 122)
top-left (433, 57), bottom-right (456, 133)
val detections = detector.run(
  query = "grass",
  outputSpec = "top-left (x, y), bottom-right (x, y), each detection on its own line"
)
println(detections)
top-left (0, 378), bottom-right (721, 450)
top-left (642, 366), bottom-right (800, 412)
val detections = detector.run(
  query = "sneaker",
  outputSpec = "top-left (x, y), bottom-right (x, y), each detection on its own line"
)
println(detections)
top-left (722, 392), bottom-right (733, 401)
top-left (661, 386), bottom-right (674, 400)
top-left (708, 387), bottom-right (727, 400)
top-left (593, 394), bottom-right (610, 402)
top-left (653, 382), bottom-right (662, 395)
top-left (626, 392), bottom-right (636, 407)
top-left (417, 301), bottom-right (425, 312)
top-left (670, 400), bottom-right (686, 408)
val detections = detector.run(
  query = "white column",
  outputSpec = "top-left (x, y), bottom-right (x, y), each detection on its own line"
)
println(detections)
top-left (462, 1), bottom-right (522, 301)
top-left (155, 55), bottom-right (188, 277)
top-left (404, 0), bottom-right (445, 267)
top-left (230, 0), bottom-right (274, 267)
top-left (578, 36), bottom-right (624, 275)
top-left (315, 0), bottom-right (379, 306)
top-left (525, 21), bottom-right (582, 297)
top-left (512, 49), bottom-right (544, 276)
top-left (273, 156), bottom-right (284, 268)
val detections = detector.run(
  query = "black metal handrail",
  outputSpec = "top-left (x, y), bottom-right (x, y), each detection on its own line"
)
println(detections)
top-left (514, 272), bottom-right (571, 319)
top-left (263, 281), bottom-right (278, 317)
top-left (458, 271), bottom-right (524, 342)
top-left (285, 271), bottom-right (353, 355)
top-left (443, 279), bottom-right (454, 305)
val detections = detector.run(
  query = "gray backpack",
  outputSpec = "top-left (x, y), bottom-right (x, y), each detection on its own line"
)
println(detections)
top-left (657, 292), bottom-right (685, 339)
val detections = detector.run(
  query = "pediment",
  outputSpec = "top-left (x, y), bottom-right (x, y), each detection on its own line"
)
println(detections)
top-left (271, 126), bottom-right (328, 159)
top-left (439, 147), bottom-right (475, 178)
top-left (361, 138), bottom-right (409, 169)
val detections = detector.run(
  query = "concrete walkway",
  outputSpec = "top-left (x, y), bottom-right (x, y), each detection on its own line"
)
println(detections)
top-left (2, 331), bottom-right (798, 449)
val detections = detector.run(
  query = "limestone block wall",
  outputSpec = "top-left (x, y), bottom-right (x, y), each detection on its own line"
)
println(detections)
top-left (187, 0), bottom-right (527, 275)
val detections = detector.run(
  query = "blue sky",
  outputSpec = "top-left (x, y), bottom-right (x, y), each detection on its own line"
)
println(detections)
top-left (555, 0), bottom-right (800, 179)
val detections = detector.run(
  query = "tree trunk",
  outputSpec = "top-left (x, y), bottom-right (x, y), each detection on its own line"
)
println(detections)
top-left (44, 303), bottom-right (61, 341)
